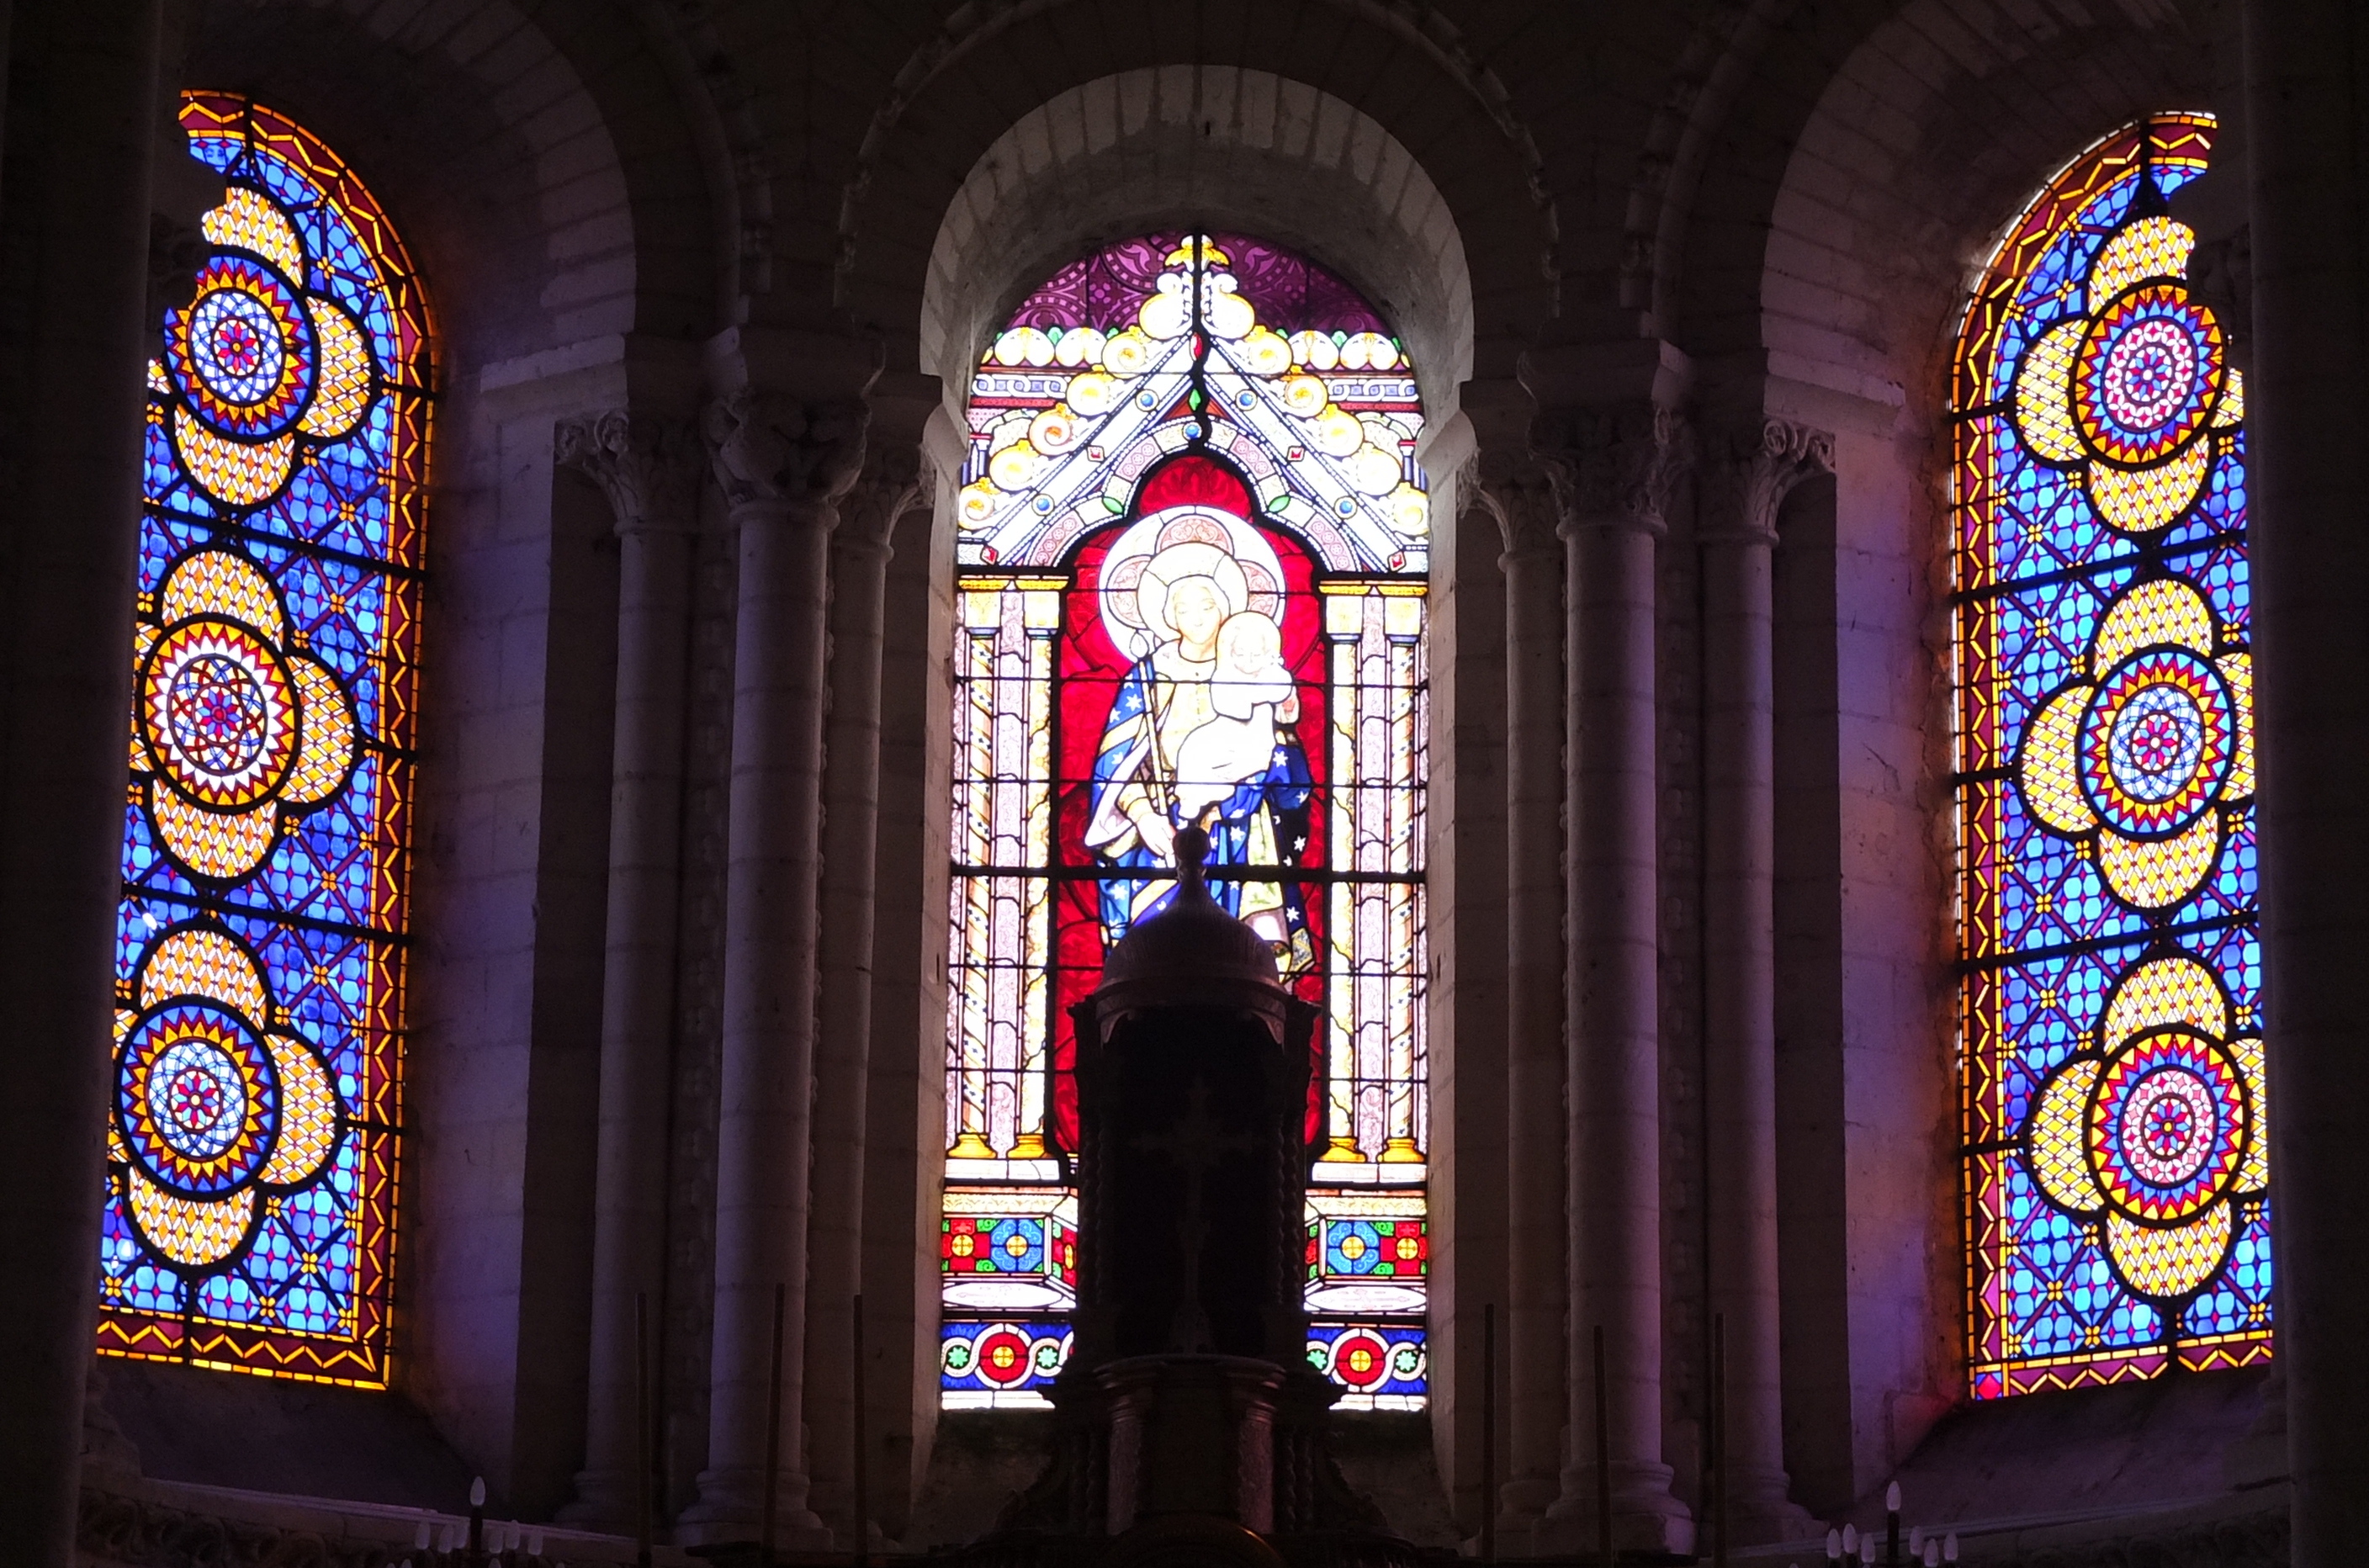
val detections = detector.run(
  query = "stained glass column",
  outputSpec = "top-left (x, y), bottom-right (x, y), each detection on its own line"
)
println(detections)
top-left (1700, 420), bottom-right (1828, 1542)
top-left (806, 453), bottom-right (922, 1548)
top-left (1476, 464), bottom-right (1567, 1542)
top-left (683, 353), bottom-right (872, 1544)
top-left (556, 411), bottom-right (700, 1528)
top-left (2244, 4), bottom-right (2369, 1556)
top-left (1540, 396), bottom-right (1692, 1553)
top-left (0, 4), bottom-right (166, 1558)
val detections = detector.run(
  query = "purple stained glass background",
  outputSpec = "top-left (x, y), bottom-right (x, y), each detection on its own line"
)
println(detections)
top-left (1005, 231), bottom-right (1391, 340)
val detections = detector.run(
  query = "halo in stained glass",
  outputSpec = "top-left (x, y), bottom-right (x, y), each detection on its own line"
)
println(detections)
top-left (101, 92), bottom-right (427, 1387)
top-left (1956, 112), bottom-right (2271, 1398)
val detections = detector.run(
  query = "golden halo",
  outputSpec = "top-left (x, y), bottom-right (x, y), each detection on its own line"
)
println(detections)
top-left (1097, 503), bottom-right (1287, 658)
top-left (1137, 542), bottom-right (1249, 644)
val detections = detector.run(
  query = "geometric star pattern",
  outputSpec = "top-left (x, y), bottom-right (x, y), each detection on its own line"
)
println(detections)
top-left (1956, 111), bottom-right (2271, 1399)
top-left (98, 93), bottom-right (427, 1388)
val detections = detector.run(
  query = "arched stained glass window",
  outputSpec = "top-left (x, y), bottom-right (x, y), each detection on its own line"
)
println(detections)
top-left (941, 236), bottom-right (1430, 1409)
top-left (98, 93), bottom-right (428, 1385)
top-left (1955, 114), bottom-right (2270, 1397)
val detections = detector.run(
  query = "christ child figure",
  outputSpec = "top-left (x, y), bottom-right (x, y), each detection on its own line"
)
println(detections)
top-left (1171, 608), bottom-right (1299, 824)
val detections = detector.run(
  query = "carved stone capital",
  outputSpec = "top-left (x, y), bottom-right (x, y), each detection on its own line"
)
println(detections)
top-left (1534, 404), bottom-right (1688, 538)
top-left (702, 388), bottom-right (870, 521)
top-left (1464, 453), bottom-right (1565, 563)
top-left (837, 445), bottom-right (924, 559)
top-left (555, 411), bottom-right (700, 538)
top-left (1699, 418), bottom-right (1835, 548)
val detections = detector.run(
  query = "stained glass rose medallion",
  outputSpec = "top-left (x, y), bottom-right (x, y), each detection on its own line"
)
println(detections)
top-left (2026, 953), bottom-right (2266, 1305)
top-left (159, 188), bottom-right (376, 509)
top-left (2016, 576), bottom-right (2252, 910)
top-left (2011, 215), bottom-right (2243, 536)
top-left (132, 548), bottom-right (356, 881)
top-left (112, 925), bottom-right (340, 1274)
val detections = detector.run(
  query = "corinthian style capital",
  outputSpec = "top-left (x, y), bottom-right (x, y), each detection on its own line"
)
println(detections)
top-left (837, 446), bottom-right (924, 558)
top-left (1700, 419), bottom-right (1836, 548)
top-left (1534, 404), bottom-right (1689, 538)
top-left (556, 411), bottom-right (701, 538)
top-left (1465, 453), bottom-right (1565, 561)
top-left (702, 389), bottom-right (870, 520)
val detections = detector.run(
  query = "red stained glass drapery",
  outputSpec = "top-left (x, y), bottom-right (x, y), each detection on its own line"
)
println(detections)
top-left (942, 235), bottom-right (1429, 1409)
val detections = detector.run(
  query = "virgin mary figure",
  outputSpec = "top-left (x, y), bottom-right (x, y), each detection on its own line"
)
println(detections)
top-left (1082, 517), bottom-right (1313, 967)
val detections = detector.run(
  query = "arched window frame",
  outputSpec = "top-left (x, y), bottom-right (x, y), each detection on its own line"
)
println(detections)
top-left (1953, 112), bottom-right (2271, 1398)
top-left (99, 93), bottom-right (429, 1387)
top-left (939, 235), bottom-right (1433, 1409)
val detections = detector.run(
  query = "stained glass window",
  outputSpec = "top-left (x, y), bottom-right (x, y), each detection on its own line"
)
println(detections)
top-left (941, 236), bottom-right (1430, 1409)
top-left (98, 93), bottom-right (428, 1385)
top-left (1954, 114), bottom-right (2270, 1397)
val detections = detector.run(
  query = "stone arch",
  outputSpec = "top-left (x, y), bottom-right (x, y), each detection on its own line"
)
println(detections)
top-left (179, 0), bottom-right (734, 361)
top-left (136, 2), bottom-right (733, 1513)
top-left (1671, 0), bottom-right (2238, 1512)
top-left (1651, 0), bottom-right (2226, 383)
top-left (915, 67), bottom-right (1477, 426)
top-left (831, 0), bottom-right (1549, 384)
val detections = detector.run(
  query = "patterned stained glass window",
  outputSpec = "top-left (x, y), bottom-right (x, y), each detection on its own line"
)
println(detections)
top-left (98, 93), bottom-right (428, 1385)
top-left (941, 236), bottom-right (1430, 1409)
top-left (1955, 114), bottom-right (2271, 1397)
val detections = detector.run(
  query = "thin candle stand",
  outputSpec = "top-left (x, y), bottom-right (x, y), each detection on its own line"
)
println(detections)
top-left (1821, 1486), bottom-right (1959, 1568)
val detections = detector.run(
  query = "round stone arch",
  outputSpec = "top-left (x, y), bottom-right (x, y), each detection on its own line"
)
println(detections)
top-left (876, 59), bottom-right (1513, 1528)
top-left (1626, 0), bottom-right (2234, 1512)
top-left (1653, 0), bottom-right (2226, 388)
top-left (149, 1), bottom-right (732, 1510)
top-left (834, 0), bottom-right (1554, 393)
top-left (915, 66), bottom-right (1478, 426)
top-left (178, 0), bottom-right (732, 363)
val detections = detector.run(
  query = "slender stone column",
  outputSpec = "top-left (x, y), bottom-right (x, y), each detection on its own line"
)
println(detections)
top-left (556, 412), bottom-right (699, 1528)
top-left (1539, 406), bottom-right (1692, 1554)
top-left (1699, 421), bottom-right (1828, 1544)
top-left (803, 453), bottom-right (920, 1548)
top-left (681, 389), bottom-right (868, 1544)
top-left (1473, 464), bottom-right (1566, 1545)
top-left (2244, 3), bottom-right (2369, 1560)
top-left (0, 7), bottom-right (163, 1562)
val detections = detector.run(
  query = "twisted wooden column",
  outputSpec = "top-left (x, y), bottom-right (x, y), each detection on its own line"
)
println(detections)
top-left (1540, 406), bottom-right (1693, 1555)
top-left (1472, 464), bottom-right (1567, 1547)
top-left (556, 412), bottom-right (699, 1528)
top-left (1699, 420), bottom-right (1829, 1544)
top-left (803, 453), bottom-right (920, 1548)
top-left (681, 389), bottom-right (867, 1544)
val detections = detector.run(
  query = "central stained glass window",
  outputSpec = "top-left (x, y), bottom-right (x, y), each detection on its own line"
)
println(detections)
top-left (99, 93), bottom-right (427, 1385)
top-left (941, 235), bottom-right (1430, 1409)
top-left (1954, 113), bottom-right (2271, 1397)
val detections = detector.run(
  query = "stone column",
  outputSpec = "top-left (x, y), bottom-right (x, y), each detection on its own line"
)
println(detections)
top-left (1539, 406), bottom-right (1692, 1555)
top-left (1699, 421), bottom-right (1828, 1544)
top-left (681, 388), bottom-right (868, 1544)
top-left (556, 412), bottom-right (699, 1528)
top-left (803, 452), bottom-right (920, 1548)
top-left (2244, 3), bottom-right (2369, 1560)
top-left (0, 7), bottom-right (163, 1563)
top-left (1472, 464), bottom-right (1566, 1545)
